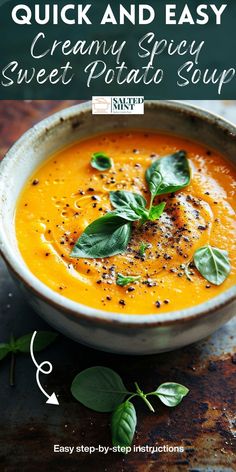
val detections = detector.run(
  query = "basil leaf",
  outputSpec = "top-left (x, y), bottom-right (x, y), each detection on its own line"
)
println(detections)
top-left (149, 170), bottom-right (162, 198)
top-left (71, 213), bottom-right (131, 259)
top-left (148, 202), bottom-right (166, 221)
top-left (110, 190), bottom-right (147, 210)
top-left (91, 152), bottom-right (112, 171)
top-left (116, 273), bottom-right (141, 287)
top-left (71, 367), bottom-right (129, 413)
top-left (153, 382), bottom-right (189, 407)
top-left (194, 245), bottom-right (231, 285)
top-left (111, 401), bottom-right (137, 448)
top-left (110, 191), bottom-right (147, 221)
top-left (112, 208), bottom-right (148, 222)
top-left (0, 343), bottom-right (10, 361)
top-left (146, 151), bottom-right (190, 196)
top-left (15, 331), bottom-right (58, 353)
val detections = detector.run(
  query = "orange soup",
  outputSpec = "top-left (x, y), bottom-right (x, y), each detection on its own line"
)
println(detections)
top-left (15, 131), bottom-right (236, 314)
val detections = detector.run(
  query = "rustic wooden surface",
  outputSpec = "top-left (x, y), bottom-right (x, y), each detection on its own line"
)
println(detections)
top-left (0, 100), bottom-right (235, 472)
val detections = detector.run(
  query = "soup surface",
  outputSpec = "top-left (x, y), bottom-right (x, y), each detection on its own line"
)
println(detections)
top-left (16, 131), bottom-right (236, 314)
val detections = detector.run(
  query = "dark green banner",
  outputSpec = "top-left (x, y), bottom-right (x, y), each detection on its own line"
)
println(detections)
top-left (0, 0), bottom-right (235, 99)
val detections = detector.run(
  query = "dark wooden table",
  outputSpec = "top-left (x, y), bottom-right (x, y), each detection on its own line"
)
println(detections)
top-left (0, 101), bottom-right (235, 472)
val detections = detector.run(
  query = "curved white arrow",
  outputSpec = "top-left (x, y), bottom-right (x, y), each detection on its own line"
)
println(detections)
top-left (30, 331), bottom-right (59, 405)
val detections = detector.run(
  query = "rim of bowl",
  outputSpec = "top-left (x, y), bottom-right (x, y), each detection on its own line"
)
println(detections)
top-left (0, 100), bottom-right (235, 328)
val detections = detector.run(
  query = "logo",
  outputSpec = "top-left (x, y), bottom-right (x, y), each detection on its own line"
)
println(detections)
top-left (92, 96), bottom-right (144, 115)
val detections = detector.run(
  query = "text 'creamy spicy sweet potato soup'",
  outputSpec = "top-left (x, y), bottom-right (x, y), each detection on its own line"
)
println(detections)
top-left (15, 131), bottom-right (236, 314)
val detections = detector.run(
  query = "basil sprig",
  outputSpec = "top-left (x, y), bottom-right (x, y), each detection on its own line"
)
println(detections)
top-left (71, 213), bottom-right (132, 259)
top-left (71, 150), bottom-right (190, 259)
top-left (0, 331), bottom-right (58, 386)
top-left (91, 152), bottom-right (113, 171)
top-left (146, 151), bottom-right (190, 196)
top-left (194, 245), bottom-right (231, 285)
top-left (70, 193), bottom-right (165, 259)
top-left (71, 366), bottom-right (189, 450)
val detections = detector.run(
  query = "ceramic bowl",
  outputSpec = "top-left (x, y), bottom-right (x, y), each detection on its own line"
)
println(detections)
top-left (0, 101), bottom-right (235, 355)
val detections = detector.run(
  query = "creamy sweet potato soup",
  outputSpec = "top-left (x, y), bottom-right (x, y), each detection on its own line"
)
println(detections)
top-left (15, 131), bottom-right (236, 314)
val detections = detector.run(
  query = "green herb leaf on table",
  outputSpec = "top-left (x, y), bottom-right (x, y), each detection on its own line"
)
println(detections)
top-left (116, 273), bottom-right (141, 287)
top-left (91, 152), bottom-right (113, 171)
top-left (0, 343), bottom-right (10, 361)
top-left (111, 401), bottom-right (137, 448)
top-left (71, 367), bottom-right (189, 450)
top-left (71, 366), bottom-right (130, 413)
top-left (70, 213), bottom-right (132, 259)
top-left (151, 382), bottom-right (189, 407)
top-left (110, 190), bottom-right (148, 222)
top-left (146, 151), bottom-right (190, 196)
top-left (15, 331), bottom-right (58, 353)
top-left (194, 245), bottom-right (231, 285)
top-left (0, 331), bottom-right (58, 387)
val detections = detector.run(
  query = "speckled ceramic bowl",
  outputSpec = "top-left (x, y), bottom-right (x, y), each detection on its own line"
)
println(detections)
top-left (0, 101), bottom-right (235, 354)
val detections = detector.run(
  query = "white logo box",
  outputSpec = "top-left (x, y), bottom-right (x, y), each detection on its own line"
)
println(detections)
top-left (92, 96), bottom-right (144, 115)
